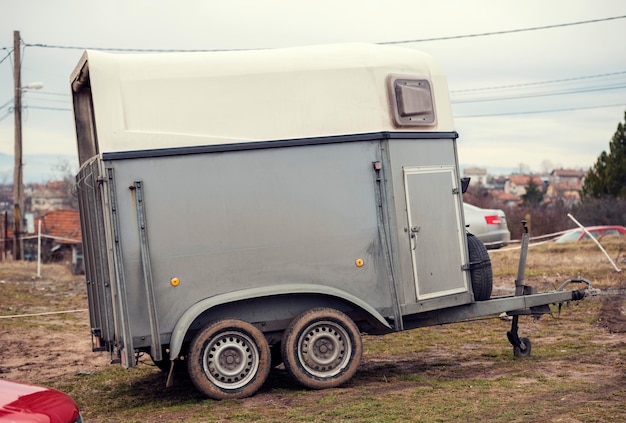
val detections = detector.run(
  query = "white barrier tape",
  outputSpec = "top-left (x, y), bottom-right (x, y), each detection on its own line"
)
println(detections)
top-left (567, 213), bottom-right (621, 272)
top-left (490, 219), bottom-right (624, 273)
top-left (484, 228), bottom-right (572, 251)
top-left (0, 234), bottom-right (81, 243)
top-left (0, 309), bottom-right (88, 319)
top-left (489, 239), bottom-right (552, 252)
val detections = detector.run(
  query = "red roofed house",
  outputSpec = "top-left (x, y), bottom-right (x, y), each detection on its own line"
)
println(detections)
top-left (504, 175), bottom-right (544, 197)
top-left (545, 169), bottom-right (585, 205)
top-left (23, 209), bottom-right (83, 273)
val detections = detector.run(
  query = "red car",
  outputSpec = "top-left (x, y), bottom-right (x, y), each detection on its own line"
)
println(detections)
top-left (0, 379), bottom-right (82, 423)
top-left (554, 225), bottom-right (626, 243)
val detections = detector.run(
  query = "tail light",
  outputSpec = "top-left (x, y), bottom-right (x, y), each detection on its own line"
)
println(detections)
top-left (485, 215), bottom-right (502, 225)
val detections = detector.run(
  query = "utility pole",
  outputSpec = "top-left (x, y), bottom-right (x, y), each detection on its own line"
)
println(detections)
top-left (13, 30), bottom-right (23, 260)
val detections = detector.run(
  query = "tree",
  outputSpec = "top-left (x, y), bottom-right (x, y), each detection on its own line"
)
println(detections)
top-left (540, 159), bottom-right (554, 174)
top-left (521, 178), bottom-right (543, 206)
top-left (582, 111), bottom-right (626, 199)
top-left (52, 158), bottom-right (79, 210)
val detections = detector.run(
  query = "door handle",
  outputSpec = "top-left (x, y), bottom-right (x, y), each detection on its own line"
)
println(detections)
top-left (410, 226), bottom-right (420, 250)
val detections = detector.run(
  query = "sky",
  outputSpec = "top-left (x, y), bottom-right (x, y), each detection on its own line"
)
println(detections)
top-left (1, 0), bottom-right (625, 182)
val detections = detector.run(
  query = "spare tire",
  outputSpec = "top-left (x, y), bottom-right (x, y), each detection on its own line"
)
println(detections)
top-left (467, 232), bottom-right (493, 301)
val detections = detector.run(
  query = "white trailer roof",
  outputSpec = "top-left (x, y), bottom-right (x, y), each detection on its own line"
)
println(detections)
top-left (71, 43), bottom-right (455, 154)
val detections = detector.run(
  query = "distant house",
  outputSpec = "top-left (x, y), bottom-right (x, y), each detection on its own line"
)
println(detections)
top-left (23, 209), bottom-right (83, 273)
top-left (546, 169), bottom-right (585, 205)
top-left (489, 175), bottom-right (507, 191)
top-left (30, 181), bottom-right (72, 214)
top-left (550, 168), bottom-right (585, 185)
top-left (504, 175), bottom-right (544, 197)
top-left (463, 167), bottom-right (488, 186)
top-left (545, 182), bottom-right (582, 205)
top-left (492, 191), bottom-right (522, 207)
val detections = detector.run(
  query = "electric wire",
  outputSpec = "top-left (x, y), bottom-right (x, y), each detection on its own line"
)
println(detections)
top-left (450, 71), bottom-right (626, 94)
top-left (29, 90), bottom-right (70, 97)
top-left (452, 83), bottom-right (626, 104)
top-left (5, 15), bottom-right (625, 118)
top-left (0, 48), bottom-right (12, 65)
top-left (379, 15), bottom-right (626, 45)
top-left (12, 79), bottom-right (623, 114)
top-left (24, 105), bottom-right (71, 111)
top-left (455, 103), bottom-right (625, 118)
top-left (20, 15), bottom-right (626, 52)
top-left (1, 91), bottom-right (70, 110)
top-left (0, 97), bottom-right (13, 110)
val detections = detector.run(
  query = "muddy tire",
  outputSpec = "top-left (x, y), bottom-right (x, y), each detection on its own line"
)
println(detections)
top-left (281, 307), bottom-right (362, 390)
top-left (467, 232), bottom-right (493, 301)
top-left (187, 319), bottom-right (271, 399)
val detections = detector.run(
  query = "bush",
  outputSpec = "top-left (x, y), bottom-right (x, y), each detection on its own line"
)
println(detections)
top-left (500, 197), bottom-right (626, 241)
top-left (503, 202), bottom-right (572, 240)
top-left (572, 197), bottom-right (626, 227)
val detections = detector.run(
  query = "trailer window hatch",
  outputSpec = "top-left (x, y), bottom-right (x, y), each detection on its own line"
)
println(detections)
top-left (388, 75), bottom-right (436, 127)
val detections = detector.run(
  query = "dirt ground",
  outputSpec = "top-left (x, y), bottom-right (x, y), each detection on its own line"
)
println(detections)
top-left (1, 265), bottom-right (625, 422)
top-left (0, 277), bottom-right (110, 384)
top-left (1, 276), bottom-right (625, 382)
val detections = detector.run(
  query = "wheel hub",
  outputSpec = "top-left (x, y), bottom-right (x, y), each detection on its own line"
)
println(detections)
top-left (299, 321), bottom-right (351, 377)
top-left (203, 332), bottom-right (259, 389)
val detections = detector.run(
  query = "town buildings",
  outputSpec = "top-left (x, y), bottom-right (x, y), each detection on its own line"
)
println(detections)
top-left (0, 181), bottom-right (81, 271)
top-left (462, 167), bottom-right (586, 207)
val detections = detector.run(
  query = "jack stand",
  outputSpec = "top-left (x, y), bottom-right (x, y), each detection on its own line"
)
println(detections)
top-left (507, 315), bottom-right (532, 357)
top-left (506, 221), bottom-right (533, 357)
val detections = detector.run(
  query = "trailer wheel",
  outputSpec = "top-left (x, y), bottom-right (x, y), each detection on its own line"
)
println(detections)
top-left (281, 307), bottom-right (362, 390)
top-left (187, 319), bottom-right (271, 399)
top-left (513, 337), bottom-right (532, 357)
top-left (467, 232), bottom-right (493, 301)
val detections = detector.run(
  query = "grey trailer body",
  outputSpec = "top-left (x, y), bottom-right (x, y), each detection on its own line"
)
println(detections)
top-left (71, 44), bottom-right (588, 399)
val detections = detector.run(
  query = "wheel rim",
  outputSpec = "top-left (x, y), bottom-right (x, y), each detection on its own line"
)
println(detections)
top-left (202, 330), bottom-right (259, 390)
top-left (297, 320), bottom-right (351, 378)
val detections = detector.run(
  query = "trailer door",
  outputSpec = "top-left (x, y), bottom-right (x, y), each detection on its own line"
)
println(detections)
top-left (403, 166), bottom-right (468, 300)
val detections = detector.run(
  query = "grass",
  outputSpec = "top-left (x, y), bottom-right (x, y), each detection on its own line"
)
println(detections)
top-left (490, 236), bottom-right (626, 284)
top-left (1, 239), bottom-right (625, 422)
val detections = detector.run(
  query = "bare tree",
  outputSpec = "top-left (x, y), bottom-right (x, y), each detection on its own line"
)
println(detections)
top-left (52, 158), bottom-right (79, 210)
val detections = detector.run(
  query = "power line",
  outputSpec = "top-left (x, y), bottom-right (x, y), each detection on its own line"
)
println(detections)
top-left (380, 15), bottom-right (626, 44)
top-left (30, 90), bottom-right (70, 97)
top-left (1, 91), bottom-right (70, 110)
top-left (16, 102), bottom-right (626, 118)
top-left (0, 97), bottom-right (13, 110)
top-left (450, 71), bottom-right (626, 94)
top-left (452, 83), bottom-right (626, 104)
top-left (22, 15), bottom-right (626, 52)
top-left (24, 43), bottom-right (236, 53)
top-left (7, 17), bottom-right (626, 119)
top-left (0, 110), bottom-right (12, 122)
top-left (454, 103), bottom-right (626, 118)
top-left (10, 83), bottom-right (626, 115)
top-left (24, 105), bottom-right (71, 111)
top-left (0, 48), bottom-right (13, 65)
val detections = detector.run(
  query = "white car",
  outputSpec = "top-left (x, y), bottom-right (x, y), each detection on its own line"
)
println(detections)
top-left (463, 203), bottom-right (511, 249)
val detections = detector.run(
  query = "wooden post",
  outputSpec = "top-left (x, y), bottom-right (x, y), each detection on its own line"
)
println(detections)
top-left (13, 30), bottom-right (23, 260)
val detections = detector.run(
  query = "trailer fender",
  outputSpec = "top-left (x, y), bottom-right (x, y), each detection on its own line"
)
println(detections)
top-left (168, 284), bottom-right (392, 360)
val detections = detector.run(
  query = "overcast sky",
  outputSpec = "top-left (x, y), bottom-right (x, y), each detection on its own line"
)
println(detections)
top-left (1, 0), bottom-right (625, 182)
